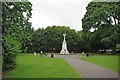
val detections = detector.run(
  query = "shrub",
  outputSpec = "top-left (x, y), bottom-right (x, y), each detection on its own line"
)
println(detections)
top-left (2, 35), bottom-right (21, 71)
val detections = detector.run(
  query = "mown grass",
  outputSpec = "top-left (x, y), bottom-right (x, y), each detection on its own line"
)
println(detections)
top-left (80, 54), bottom-right (119, 72)
top-left (4, 53), bottom-right (81, 78)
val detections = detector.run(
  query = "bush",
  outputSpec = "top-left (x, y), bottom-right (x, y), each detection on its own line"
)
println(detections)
top-left (2, 35), bottom-right (21, 71)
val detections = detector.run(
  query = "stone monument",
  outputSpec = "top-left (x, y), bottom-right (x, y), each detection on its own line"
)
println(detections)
top-left (60, 34), bottom-right (69, 54)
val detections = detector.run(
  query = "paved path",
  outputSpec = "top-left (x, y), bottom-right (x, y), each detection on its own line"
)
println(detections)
top-left (54, 54), bottom-right (119, 78)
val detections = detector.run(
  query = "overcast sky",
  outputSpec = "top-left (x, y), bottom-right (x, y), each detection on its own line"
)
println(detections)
top-left (29, 0), bottom-right (92, 31)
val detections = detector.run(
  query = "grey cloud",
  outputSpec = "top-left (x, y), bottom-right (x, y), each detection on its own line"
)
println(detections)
top-left (29, 0), bottom-right (91, 31)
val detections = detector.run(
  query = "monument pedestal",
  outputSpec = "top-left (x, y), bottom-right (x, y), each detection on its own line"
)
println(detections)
top-left (60, 50), bottom-right (69, 54)
top-left (60, 34), bottom-right (69, 55)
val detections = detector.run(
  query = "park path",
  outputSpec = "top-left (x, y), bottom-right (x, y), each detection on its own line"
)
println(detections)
top-left (54, 54), bottom-right (119, 78)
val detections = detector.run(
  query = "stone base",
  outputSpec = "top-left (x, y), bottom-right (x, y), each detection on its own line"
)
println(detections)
top-left (60, 50), bottom-right (69, 55)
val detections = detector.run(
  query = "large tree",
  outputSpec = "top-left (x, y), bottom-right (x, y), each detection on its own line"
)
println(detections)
top-left (2, 1), bottom-right (32, 70)
top-left (82, 2), bottom-right (120, 54)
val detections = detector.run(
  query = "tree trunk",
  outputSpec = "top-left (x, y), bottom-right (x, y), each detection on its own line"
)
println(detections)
top-left (111, 43), bottom-right (116, 55)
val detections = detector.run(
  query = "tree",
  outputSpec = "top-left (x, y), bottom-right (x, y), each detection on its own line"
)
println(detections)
top-left (82, 2), bottom-right (120, 54)
top-left (2, 1), bottom-right (32, 71)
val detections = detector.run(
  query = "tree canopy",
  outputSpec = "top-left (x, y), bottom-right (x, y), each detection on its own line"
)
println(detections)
top-left (2, 1), bottom-right (33, 71)
top-left (29, 26), bottom-right (84, 53)
top-left (82, 2), bottom-right (120, 54)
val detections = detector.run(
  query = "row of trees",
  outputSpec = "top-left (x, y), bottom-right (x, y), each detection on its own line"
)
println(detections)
top-left (2, 1), bottom-right (33, 71)
top-left (29, 25), bottom-right (120, 54)
top-left (27, 26), bottom-right (86, 53)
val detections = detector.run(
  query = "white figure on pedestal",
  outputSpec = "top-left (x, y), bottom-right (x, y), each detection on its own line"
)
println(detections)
top-left (60, 34), bottom-right (69, 54)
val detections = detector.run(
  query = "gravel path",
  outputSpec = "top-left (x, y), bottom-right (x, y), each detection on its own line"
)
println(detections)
top-left (54, 54), bottom-right (119, 78)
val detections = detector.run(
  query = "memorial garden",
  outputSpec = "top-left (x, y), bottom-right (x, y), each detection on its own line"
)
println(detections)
top-left (1, 0), bottom-right (120, 79)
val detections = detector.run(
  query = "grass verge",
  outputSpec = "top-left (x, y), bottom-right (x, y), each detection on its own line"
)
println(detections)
top-left (4, 53), bottom-right (81, 78)
top-left (80, 54), bottom-right (119, 72)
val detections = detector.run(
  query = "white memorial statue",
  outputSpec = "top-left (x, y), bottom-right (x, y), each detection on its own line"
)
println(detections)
top-left (60, 34), bottom-right (69, 54)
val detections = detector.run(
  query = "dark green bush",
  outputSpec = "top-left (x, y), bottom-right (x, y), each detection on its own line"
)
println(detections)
top-left (2, 35), bottom-right (21, 71)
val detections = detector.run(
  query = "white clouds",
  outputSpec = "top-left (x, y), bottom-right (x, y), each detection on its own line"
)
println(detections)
top-left (29, 0), bottom-right (92, 31)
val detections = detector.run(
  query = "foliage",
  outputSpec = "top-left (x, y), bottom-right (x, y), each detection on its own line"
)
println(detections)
top-left (82, 2), bottom-right (120, 54)
top-left (3, 36), bottom-right (21, 70)
top-left (116, 44), bottom-right (120, 51)
top-left (32, 26), bottom-right (81, 52)
top-left (2, 1), bottom-right (32, 71)
top-left (30, 26), bottom-right (86, 53)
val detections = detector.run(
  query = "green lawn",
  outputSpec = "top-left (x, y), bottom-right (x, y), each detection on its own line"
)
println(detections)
top-left (80, 54), bottom-right (119, 72)
top-left (4, 53), bottom-right (81, 78)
